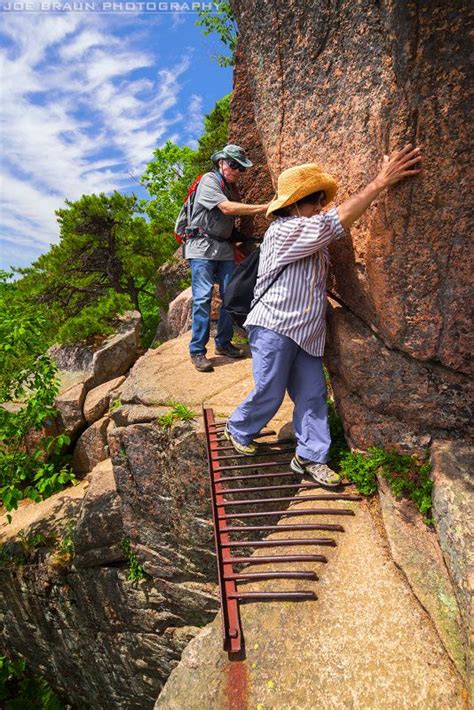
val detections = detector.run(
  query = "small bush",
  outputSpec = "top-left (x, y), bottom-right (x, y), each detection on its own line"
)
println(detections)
top-left (57, 291), bottom-right (132, 345)
top-left (327, 403), bottom-right (433, 523)
top-left (339, 449), bottom-right (379, 496)
top-left (0, 530), bottom-right (57, 567)
top-left (327, 399), bottom-right (349, 465)
top-left (108, 398), bottom-right (122, 412)
top-left (121, 538), bottom-right (146, 582)
top-left (157, 402), bottom-right (196, 429)
top-left (232, 333), bottom-right (248, 346)
top-left (340, 447), bottom-right (433, 522)
top-left (50, 519), bottom-right (76, 566)
top-left (0, 655), bottom-right (64, 709)
top-left (0, 313), bottom-right (75, 511)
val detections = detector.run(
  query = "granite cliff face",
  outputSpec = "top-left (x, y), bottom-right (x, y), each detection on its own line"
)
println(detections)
top-left (0, 422), bottom-right (219, 709)
top-left (229, 0), bottom-right (472, 451)
top-left (0, 317), bottom-right (221, 708)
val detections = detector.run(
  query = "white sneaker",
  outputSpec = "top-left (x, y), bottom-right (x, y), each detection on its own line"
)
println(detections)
top-left (290, 455), bottom-right (341, 487)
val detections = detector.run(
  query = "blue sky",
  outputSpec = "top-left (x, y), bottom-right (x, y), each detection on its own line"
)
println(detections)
top-left (0, 8), bottom-right (232, 271)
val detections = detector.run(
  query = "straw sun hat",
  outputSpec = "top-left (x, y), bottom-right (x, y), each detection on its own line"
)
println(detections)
top-left (266, 163), bottom-right (338, 218)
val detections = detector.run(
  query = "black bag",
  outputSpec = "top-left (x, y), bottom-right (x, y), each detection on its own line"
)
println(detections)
top-left (223, 248), bottom-right (288, 328)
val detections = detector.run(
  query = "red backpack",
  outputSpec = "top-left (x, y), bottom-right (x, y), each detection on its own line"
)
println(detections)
top-left (174, 173), bottom-right (225, 244)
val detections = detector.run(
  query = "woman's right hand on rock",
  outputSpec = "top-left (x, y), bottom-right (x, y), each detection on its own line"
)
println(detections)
top-left (374, 144), bottom-right (423, 189)
top-left (337, 143), bottom-right (423, 230)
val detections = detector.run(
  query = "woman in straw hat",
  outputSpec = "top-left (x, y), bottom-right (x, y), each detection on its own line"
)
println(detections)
top-left (224, 144), bottom-right (422, 487)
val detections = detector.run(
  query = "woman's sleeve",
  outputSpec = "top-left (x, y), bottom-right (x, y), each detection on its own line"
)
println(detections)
top-left (273, 207), bottom-right (346, 266)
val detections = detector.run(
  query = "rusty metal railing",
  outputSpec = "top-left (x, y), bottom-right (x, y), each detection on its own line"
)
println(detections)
top-left (203, 407), bottom-right (361, 656)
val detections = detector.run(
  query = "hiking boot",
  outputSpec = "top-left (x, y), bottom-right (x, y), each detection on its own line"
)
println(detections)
top-left (290, 454), bottom-right (341, 488)
top-left (224, 424), bottom-right (257, 456)
top-left (215, 343), bottom-right (245, 359)
top-left (190, 354), bottom-right (214, 372)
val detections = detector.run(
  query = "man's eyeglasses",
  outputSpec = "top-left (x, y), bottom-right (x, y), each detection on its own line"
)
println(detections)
top-left (225, 159), bottom-right (246, 173)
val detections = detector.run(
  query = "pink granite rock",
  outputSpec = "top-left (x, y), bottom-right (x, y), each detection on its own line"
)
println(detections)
top-left (164, 287), bottom-right (193, 340)
top-left (55, 382), bottom-right (86, 441)
top-left (230, 0), bottom-right (472, 450)
top-left (72, 415), bottom-right (110, 476)
top-left (83, 375), bottom-right (126, 424)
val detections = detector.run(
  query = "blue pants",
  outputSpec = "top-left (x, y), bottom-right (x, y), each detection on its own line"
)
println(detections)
top-left (189, 259), bottom-right (235, 356)
top-left (228, 326), bottom-right (331, 463)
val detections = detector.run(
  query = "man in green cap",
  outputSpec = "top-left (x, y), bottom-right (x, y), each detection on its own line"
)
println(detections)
top-left (184, 144), bottom-right (269, 372)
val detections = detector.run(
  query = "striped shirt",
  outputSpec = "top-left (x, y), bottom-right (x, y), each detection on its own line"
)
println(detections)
top-left (244, 207), bottom-right (346, 356)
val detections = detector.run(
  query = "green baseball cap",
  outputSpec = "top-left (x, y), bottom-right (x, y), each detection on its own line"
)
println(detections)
top-left (211, 144), bottom-right (253, 168)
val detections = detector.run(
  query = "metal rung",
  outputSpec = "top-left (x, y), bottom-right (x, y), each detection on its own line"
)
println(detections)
top-left (222, 523), bottom-right (344, 533)
top-left (230, 554), bottom-right (328, 564)
top-left (217, 460), bottom-right (291, 472)
top-left (229, 591), bottom-right (316, 601)
top-left (224, 571), bottom-right (318, 581)
top-left (219, 471), bottom-right (298, 482)
top-left (217, 494), bottom-right (360, 507)
top-left (203, 406), bottom-right (360, 656)
top-left (221, 482), bottom-right (338, 494)
top-left (218, 470), bottom-right (357, 489)
top-left (216, 449), bottom-right (295, 460)
top-left (222, 538), bottom-right (336, 548)
top-left (209, 423), bottom-right (276, 435)
top-left (221, 508), bottom-right (356, 520)
top-left (214, 443), bottom-right (292, 453)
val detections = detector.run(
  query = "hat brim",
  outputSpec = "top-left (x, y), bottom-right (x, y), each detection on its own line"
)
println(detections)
top-left (266, 174), bottom-right (337, 218)
top-left (211, 151), bottom-right (253, 168)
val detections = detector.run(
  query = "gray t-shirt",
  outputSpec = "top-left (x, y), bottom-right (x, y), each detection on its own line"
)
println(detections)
top-left (184, 171), bottom-right (236, 261)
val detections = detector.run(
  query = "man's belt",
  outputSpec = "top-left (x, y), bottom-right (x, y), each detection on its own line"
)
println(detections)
top-left (184, 226), bottom-right (230, 243)
top-left (184, 227), bottom-right (255, 244)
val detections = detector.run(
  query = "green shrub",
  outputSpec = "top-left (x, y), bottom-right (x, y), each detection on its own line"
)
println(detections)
top-left (0, 655), bottom-right (64, 709)
top-left (157, 402), bottom-right (196, 429)
top-left (121, 538), bottom-right (146, 582)
top-left (0, 309), bottom-right (75, 511)
top-left (339, 449), bottom-right (379, 496)
top-left (57, 291), bottom-right (133, 345)
top-left (109, 398), bottom-right (122, 412)
top-left (340, 447), bottom-right (433, 522)
top-left (0, 530), bottom-right (57, 567)
top-left (232, 334), bottom-right (248, 346)
top-left (327, 399), bottom-right (349, 465)
top-left (178, 274), bottom-right (192, 292)
top-left (327, 403), bottom-right (433, 522)
top-left (56, 520), bottom-right (75, 559)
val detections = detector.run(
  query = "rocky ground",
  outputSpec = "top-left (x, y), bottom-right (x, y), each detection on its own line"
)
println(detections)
top-left (156, 493), bottom-right (468, 710)
top-left (1, 329), bottom-right (471, 708)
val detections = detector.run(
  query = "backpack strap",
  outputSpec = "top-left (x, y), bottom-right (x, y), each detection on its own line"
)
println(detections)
top-left (184, 174), bottom-right (204, 226)
top-left (186, 171), bottom-right (227, 226)
top-left (212, 169), bottom-right (229, 198)
top-left (249, 261), bottom-right (290, 314)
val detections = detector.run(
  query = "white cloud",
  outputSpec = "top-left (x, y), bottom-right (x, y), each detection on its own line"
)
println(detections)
top-left (171, 12), bottom-right (186, 30)
top-left (0, 15), bottom-right (196, 269)
top-left (59, 29), bottom-right (119, 61)
top-left (186, 93), bottom-right (204, 138)
top-left (0, 170), bottom-right (64, 249)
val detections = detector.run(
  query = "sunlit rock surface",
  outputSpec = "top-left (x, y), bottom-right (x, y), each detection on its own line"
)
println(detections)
top-left (229, 0), bottom-right (472, 451)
